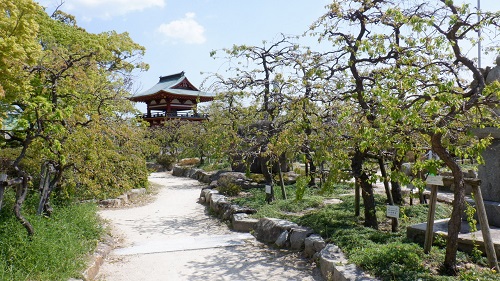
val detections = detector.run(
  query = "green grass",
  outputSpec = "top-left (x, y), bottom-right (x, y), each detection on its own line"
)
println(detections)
top-left (230, 182), bottom-right (499, 281)
top-left (231, 184), bottom-right (324, 219)
top-left (0, 191), bottom-right (103, 281)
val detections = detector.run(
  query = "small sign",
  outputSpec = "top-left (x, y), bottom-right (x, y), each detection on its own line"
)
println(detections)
top-left (426, 175), bottom-right (443, 186)
top-left (265, 185), bottom-right (271, 194)
top-left (386, 205), bottom-right (400, 218)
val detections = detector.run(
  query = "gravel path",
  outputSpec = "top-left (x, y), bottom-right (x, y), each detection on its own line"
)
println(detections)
top-left (95, 172), bottom-right (322, 281)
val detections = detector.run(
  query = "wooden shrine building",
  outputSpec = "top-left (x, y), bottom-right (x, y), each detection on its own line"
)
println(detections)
top-left (130, 71), bottom-right (215, 126)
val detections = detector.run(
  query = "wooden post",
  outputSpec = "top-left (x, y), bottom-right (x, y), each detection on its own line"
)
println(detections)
top-left (278, 167), bottom-right (287, 200)
top-left (0, 173), bottom-right (6, 212)
top-left (471, 184), bottom-right (500, 271)
top-left (355, 180), bottom-right (360, 217)
top-left (424, 185), bottom-right (438, 254)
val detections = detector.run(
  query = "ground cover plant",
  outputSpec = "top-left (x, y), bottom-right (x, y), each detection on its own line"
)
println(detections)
top-left (0, 192), bottom-right (103, 280)
top-left (229, 182), bottom-right (498, 281)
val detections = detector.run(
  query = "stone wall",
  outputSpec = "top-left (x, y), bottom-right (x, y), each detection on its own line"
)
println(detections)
top-left (175, 166), bottom-right (378, 281)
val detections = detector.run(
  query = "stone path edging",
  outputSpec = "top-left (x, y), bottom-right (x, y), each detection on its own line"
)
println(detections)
top-left (73, 188), bottom-right (148, 281)
top-left (175, 166), bottom-right (378, 281)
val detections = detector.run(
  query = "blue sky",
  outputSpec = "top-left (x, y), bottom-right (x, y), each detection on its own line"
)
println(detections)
top-left (36, 0), bottom-right (500, 111)
top-left (37, 0), bottom-right (330, 95)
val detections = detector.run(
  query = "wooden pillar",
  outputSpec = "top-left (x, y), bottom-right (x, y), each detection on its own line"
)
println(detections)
top-left (166, 99), bottom-right (172, 115)
top-left (424, 185), bottom-right (438, 254)
top-left (471, 184), bottom-right (499, 271)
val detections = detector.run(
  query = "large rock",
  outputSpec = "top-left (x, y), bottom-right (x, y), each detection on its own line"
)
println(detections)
top-left (172, 166), bottom-right (188, 177)
top-left (198, 171), bottom-right (213, 184)
top-left (209, 194), bottom-right (227, 214)
top-left (127, 188), bottom-right (146, 200)
top-left (199, 188), bottom-right (214, 200)
top-left (186, 168), bottom-right (197, 178)
top-left (231, 213), bottom-right (259, 232)
top-left (253, 218), bottom-right (298, 243)
top-left (222, 204), bottom-right (257, 221)
top-left (218, 172), bottom-right (248, 186)
top-left (117, 194), bottom-right (129, 205)
top-left (204, 190), bottom-right (219, 204)
top-left (275, 231), bottom-right (289, 248)
top-left (289, 226), bottom-right (314, 250)
top-left (319, 244), bottom-right (376, 281)
top-left (99, 199), bottom-right (121, 208)
top-left (304, 234), bottom-right (326, 258)
top-left (209, 170), bottom-right (230, 182)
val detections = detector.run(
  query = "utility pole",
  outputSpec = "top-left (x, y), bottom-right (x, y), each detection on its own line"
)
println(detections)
top-left (478, 0), bottom-right (482, 68)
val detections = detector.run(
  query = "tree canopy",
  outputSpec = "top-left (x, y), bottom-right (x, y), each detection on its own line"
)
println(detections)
top-left (0, 0), bottom-right (155, 236)
top-left (203, 0), bottom-right (500, 274)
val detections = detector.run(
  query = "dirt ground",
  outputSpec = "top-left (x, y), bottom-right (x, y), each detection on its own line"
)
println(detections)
top-left (95, 172), bottom-right (323, 281)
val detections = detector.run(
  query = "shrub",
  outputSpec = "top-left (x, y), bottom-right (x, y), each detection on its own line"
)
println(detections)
top-left (217, 176), bottom-right (242, 196)
top-left (156, 154), bottom-right (175, 170)
top-left (295, 175), bottom-right (308, 201)
top-left (0, 201), bottom-right (102, 280)
top-left (350, 242), bottom-right (427, 281)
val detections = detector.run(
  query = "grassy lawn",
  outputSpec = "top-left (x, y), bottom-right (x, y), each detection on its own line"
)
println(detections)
top-left (229, 181), bottom-right (498, 281)
top-left (0, 191), bottom-right (103, 281)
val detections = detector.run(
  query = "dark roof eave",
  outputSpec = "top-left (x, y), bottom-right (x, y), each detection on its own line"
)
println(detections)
top-left (129, 90), bottom-right (214, 102)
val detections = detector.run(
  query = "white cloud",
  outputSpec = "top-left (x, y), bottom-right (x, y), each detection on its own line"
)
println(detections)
top-left (157, 13), bottom-right (206, 44)
top-left (38, 0), bottom-right (165, 20)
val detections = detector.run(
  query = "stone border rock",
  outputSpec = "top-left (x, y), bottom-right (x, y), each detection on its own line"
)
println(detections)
top-left (82, 235), bottom-right (115, 281)
top-left (68, 234), bottom-right (115, 281)
top-left (96, 188), bottom-right (147, 208)
top-left (175, 166), bottom-right (378, 281)
top-left (74, 188), bottom-right (149, 281)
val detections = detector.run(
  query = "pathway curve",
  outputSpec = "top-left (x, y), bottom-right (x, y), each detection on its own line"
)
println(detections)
top-left (95, 172), bottom-right (322, 281)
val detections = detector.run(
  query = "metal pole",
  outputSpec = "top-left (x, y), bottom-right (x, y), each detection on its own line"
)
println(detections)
top-left (478, 0), bottom-right (481, 68)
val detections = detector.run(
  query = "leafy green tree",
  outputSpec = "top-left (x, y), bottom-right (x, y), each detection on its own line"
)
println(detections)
top-left (207, 36), bottom-right (302, 202)
top-left (312, 0), bottom-right (500, 273)
top-left (0, 0), bottom-right (40, 104)
top-left (408, 1), bottom-right (500, 273)
top-left (1, 2), bottom-right (151, 235)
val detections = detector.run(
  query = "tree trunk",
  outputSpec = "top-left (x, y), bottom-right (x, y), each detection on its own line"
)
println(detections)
top-left (37, 163), bottom-right (50, 216)
top-left (431, 133), bottom-right (464, 275)
top-left (378, 157), bottom-right (394, 205)
top-left (304, 157), bottom-right (309, 178)
top-left (391, 159), bottom-right (403, 205)
top-left (379, 157), bottom-right (398, 232)
top-left (278, 166), bottom-right (287, 200)
top-left (355, 180), bottom-right (360, 217)
top-left (304, 147), bottom-right (316, 187)
top-left (0, 173), bottom-right (6, 212)
top-left (0, 186), bottom-right (5, 213)
top-left (261, 153), bottom-right (275, 203)
top-left (308, 156), bottom-right (316, 187)
top-left (417, 170), bottom-right (427, 204)
top-left (199, 153), bottom-right (205, 166)
top-left (351, 149), bottom-right (378, 229)
top-left (37, 163), bottom-right (62, 217)
top-left (14, 176), bottom-right (34, 236)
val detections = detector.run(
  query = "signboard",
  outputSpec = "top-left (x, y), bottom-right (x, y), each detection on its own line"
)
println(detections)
top-left (386, 205), bottom-right (400, 218)
top-left (265, 185), bottom-right (271, 194)
top-left (426, 175), bottom-right (443, 186)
